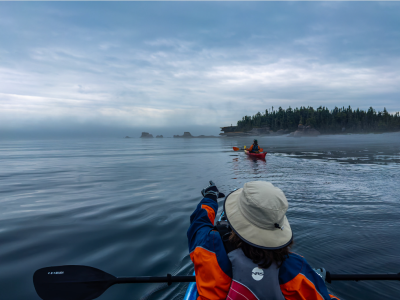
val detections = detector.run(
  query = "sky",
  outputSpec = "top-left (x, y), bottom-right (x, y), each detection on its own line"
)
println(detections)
top-left (1, 2), bottom-right (399, 137)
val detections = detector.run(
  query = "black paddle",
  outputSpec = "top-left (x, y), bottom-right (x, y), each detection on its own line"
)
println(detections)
top-left (326, 272), bottom-right (400, 283)
top-left (33, 265), bottom-right (195, 300)
top-left (33, 265), bottom-right (400, 300)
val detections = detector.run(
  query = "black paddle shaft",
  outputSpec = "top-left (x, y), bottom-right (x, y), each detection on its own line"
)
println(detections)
top-left (115, 275), bottom-right (196, 284)
top-left (117, 273), bottom-right (400, 284)
top-left (33, 265), bottom-right (400, 300)
top-left (33, 265), bottom-right (197, 300)
top-left (326, 272), bottom-right (400, 283)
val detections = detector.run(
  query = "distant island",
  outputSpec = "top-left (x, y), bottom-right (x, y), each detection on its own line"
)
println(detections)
top-left (139, 132), bottom-right (164, 138)
top-left (140, 132), bottom-right (153, 138)
top-left (220, 106), bottom-right (400, 137)
top-left (174, 132), bottom-right (218, 138)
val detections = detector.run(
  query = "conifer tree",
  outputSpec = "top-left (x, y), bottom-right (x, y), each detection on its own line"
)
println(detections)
top-left (235, 106), bottom-right (400, 134)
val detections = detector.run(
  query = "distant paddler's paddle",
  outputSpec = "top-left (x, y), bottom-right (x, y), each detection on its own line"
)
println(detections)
top-left (233, 146), bottom-right (247, 151)
top-left (33, 265), bottom-right (400, 300)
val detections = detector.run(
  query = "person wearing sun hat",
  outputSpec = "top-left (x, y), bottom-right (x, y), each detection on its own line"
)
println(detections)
top-left (224, 180), bottom-right (293, 250)
top-left (187, 181), bottom-right (339, 300)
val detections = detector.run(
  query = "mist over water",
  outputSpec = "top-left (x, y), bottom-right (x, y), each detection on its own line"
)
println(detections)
top-left (0, 132), bottom-right (399, 300)
top-left (0, 125), bottom-right (220, 139)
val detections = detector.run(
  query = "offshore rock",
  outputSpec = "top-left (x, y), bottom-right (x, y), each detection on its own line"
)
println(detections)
top-left (140, 132), bottom-right (154, 138)
top-left (156, 135), bottom-right (163, 138)
top-left (173, 132), bottom-right (193, 138)
top-left (174, 132), bottom-right (218, 138)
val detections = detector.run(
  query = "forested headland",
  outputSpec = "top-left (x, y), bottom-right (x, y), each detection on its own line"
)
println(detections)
top-left (236, 106), bottom-right (400, 134)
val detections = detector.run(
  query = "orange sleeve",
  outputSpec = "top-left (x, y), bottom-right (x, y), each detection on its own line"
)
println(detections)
top-left (248, 145), bottom-right (253, 151)
top-left (190, 247), bottom-right (232, 300)
top-left (201, 204), bottom-right (215, 224)
top-left (280, 273), bottom-right (324, 300)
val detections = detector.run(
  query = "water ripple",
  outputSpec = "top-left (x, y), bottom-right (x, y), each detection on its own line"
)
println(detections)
top-left (0, 135), bottom-right (399, 299)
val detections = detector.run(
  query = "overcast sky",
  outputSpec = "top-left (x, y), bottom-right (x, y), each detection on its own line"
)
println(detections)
top-left (1, 2), bottom-right (399, 137)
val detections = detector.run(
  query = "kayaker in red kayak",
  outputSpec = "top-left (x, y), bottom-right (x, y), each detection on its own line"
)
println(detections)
top-left (248, 139), bottom-right (263, 153)
top-left (187, 181), bottom-right (340, 300)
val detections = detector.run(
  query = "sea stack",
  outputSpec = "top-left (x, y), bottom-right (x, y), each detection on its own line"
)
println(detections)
top-left (140, 132), bottom-right (154, 138)
top-left (173, 132), bottom-right (193, 138)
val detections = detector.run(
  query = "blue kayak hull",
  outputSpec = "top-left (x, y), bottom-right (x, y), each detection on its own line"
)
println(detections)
top-left (183, 271), bottom-right (197, 300)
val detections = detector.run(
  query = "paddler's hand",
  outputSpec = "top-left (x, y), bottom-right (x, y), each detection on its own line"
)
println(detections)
top-left (201, 180), bottom-right (226, 201)
top-left (313, 267), bottom-right (327, 282)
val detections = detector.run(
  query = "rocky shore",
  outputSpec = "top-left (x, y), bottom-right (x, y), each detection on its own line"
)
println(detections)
top-left (220, 126), bottom-right (291, 137)
top-left (287, 125), bottom-right (320, 137)
top-left (219, 124), bottom-right (320, 137)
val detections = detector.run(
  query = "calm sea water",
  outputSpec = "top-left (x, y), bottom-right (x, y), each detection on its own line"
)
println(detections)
top-left (1, 133), bottom-right (399, 300)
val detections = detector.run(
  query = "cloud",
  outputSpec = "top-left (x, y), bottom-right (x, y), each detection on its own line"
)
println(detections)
top-left (0, 2), bottom-right (399, 136)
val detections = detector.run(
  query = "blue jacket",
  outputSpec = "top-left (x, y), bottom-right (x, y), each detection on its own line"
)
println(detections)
top-left (188, 197), bottom-right (340, 300)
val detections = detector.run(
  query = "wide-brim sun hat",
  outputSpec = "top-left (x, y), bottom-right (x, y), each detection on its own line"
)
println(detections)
top-left (224, 181), bottom-right (293, 249)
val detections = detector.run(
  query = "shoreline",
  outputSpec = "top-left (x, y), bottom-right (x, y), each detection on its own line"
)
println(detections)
top-left (129, 131), bottom-right (400, 139)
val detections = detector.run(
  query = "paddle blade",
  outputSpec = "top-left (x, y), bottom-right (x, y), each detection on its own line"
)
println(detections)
top-left (33, 265), bottom-right (116, 300)
top-left (232, 147), bottom-right (240, 151)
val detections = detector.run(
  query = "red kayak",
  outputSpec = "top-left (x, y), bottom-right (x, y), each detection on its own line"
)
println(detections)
top-left (245, 150), bottom-right (267, 159)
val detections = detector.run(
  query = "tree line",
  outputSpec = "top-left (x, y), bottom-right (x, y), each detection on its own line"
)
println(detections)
top-left (236, 106), bottom-right (400, 134)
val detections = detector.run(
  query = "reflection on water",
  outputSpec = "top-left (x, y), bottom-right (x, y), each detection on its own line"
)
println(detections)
top-left (231, 154), bottom-right (267, 180)
top-left (0, 133), bottom-right (399, 300)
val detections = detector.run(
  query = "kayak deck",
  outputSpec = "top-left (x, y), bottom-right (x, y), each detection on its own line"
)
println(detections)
top-left (244, 150), bottom-right (267, 159)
